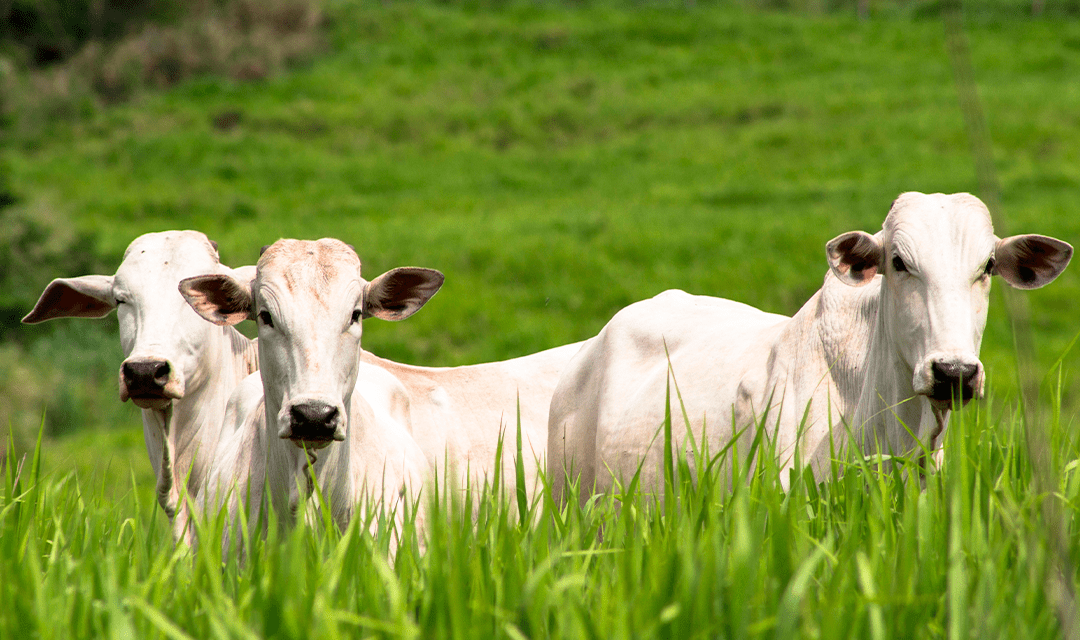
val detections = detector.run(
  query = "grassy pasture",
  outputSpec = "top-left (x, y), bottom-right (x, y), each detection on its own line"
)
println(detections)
top-left (2, 0), bottom-right (1080, 636)
top-left (3, 388), bottom-right (1079, 638)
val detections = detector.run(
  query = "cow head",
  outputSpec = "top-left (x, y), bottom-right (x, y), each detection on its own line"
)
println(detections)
top-left (827, 192), bottom-right (1072, 416)
top-left (22, 230), bottom-right (248, 410)
top-left (180, 238), bottom-right (443, 449)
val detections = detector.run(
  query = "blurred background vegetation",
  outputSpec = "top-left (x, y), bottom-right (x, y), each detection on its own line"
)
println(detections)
top-left (2, 0), bottom-right (1079, 485)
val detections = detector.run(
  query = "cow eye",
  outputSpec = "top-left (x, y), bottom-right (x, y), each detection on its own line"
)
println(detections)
top-left (984, 256), bottom-right (996, 276)
top-left (351, 309), bottom-right (362, 324)
top-left (892, 256), bottom-right (908, 273)
top-left (258, 310), bottom-right (274, 328)
top-left (115, 298), bottom-right (127, 305)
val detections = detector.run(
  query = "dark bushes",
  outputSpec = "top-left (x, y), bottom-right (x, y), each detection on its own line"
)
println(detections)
top-left (1, 0), bottom-right (325, 137)
top-left (1, 1), bottom-right (179, 66)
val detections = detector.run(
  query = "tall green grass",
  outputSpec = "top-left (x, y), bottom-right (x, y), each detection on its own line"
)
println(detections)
top-left (3, 372), bottom-right (1077, 638)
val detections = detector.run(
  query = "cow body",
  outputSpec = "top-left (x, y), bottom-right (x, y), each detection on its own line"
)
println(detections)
top-left (22, 231), bottom-right (258, 541)
top-left (361, 341), bottom-right (584, 501)
top-left (549, 277), bottom-right (873, 501)
top-left (548, 193), bottom-right (1072, 503)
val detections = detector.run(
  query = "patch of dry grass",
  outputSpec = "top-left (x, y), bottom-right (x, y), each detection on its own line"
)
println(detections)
top-left (2, 0), bottom-right (325, 137)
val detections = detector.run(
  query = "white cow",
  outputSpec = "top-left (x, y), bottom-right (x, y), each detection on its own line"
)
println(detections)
top-left (359, 340), bottom-right (584, 503)
top-left (21, 231), bottom-right (259, 541)
top-left (548, 192), bottom-right (1072, 503)
top-left (180, 239), bottom-right (438, 539)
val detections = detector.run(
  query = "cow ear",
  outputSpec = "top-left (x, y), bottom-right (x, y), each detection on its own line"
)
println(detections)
top-left (22, 275), bottom-right (116, 324)
top-left (363, 267), bottom-right (444, 321)
top-left (179, 274), bottom-right (254, 326)
top-left (994, 234), bottom-right (1073, 290)
top-left (826, 231), bottom-right (883, 287)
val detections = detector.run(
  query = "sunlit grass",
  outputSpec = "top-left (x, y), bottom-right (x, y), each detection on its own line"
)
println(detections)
top-left (3, 370), bottom-right (1076, 638)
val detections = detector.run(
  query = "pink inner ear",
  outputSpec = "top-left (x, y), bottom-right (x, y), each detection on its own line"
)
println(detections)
top-left (179, 275), bottom-right (252, 326)
top-left (996, 235), bottom-right (1073, 290)
top-left (363, 267), bottom-right (444, 321)
top-left (828, 232), bottom-right (882, 285)
top-left (836, 255), bottom-right (877, 278)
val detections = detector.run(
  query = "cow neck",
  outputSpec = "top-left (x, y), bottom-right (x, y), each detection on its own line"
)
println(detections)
top-left (145, 324), bottom-right (258, 527)
top-left (322, 386), bottom-right (362, 527)
top-left (851, 277), bottom-right (934, 458)
top-left (812, 271), bottom-right (881, 417)
top-left (280, 393), bottom-right (359, 530)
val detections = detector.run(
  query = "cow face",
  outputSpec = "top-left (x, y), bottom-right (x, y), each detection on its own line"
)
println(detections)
top-left (22, 231), bottom-right (239, 410)
top-left (180, 238), bottom-right (443, 449)
top-left (827, 192), bottom-right (1072, 413)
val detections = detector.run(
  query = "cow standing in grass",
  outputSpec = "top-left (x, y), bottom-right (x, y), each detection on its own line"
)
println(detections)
top-left (358, 341), bottom-right (583, 504)
top-left (180, 239), bottom-right (438, 542)
top-left (22, 231), bottom-right (259, 542)
top-left (548, 192), bottom-right (1072, 503)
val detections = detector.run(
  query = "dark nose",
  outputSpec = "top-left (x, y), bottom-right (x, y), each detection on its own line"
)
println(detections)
top-left (930, 361), bottom-right (979, 404)
top-left (122, 360), bottom-right (171, 395)
top-left (289, 402), bottom-right (339, 441)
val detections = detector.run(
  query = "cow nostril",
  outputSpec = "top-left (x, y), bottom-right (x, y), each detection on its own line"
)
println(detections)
top-left (290, 403), bottom-right (339, 430)
top-left (930, 361), bottom-right (980, 403)
top-left (122, 360), bottom-right (170, 389)
top-left (932, 362), bottom-right (978, 385)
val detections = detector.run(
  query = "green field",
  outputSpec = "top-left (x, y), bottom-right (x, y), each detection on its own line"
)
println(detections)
top-left (3, 0), bottom-right (1080, 636)
top-left (4, 385), bottom-right (1080, 638)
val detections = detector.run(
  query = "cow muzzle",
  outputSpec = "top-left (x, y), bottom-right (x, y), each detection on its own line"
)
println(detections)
top-left (913, 353), bottom-right (984, 409)
top-left (278, 398), bottom-right (347, 449)
top-left (118, 358), bottom-right (185, 410)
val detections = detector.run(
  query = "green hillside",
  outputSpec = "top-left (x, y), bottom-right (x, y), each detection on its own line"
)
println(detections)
top-left (6, 2), bottom-right (1080, 452)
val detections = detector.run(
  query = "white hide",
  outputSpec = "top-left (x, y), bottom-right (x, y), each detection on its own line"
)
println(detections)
top-left (547, 193), bottom-right (1072, 503)
top-left (360, 340), bottom-right (585, 502)
top-left (199, 361), bottom-right (422, 543)
top-left (22, 231), bottom-right (258, 542)
top-left (182, 239), bottom-right (437, 540)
